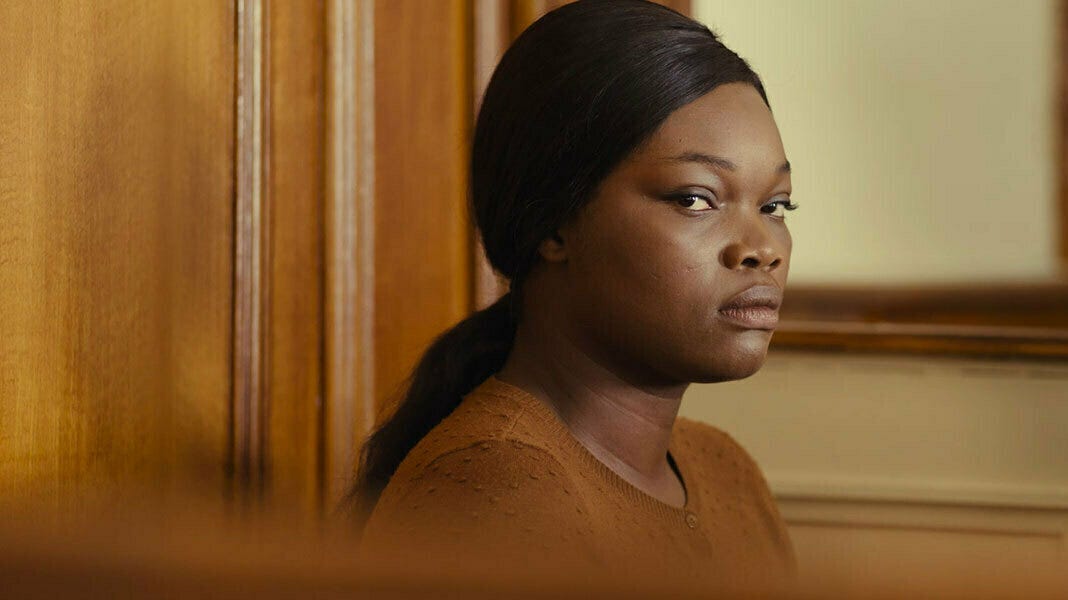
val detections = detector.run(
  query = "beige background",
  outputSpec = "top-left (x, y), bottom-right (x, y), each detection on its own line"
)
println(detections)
top-left (696, 0), bottom-right (1059, 284)
top-left (683, 351), bottom-right (1068, 585)
top-left (688, 0), bottom-right (1068, 584)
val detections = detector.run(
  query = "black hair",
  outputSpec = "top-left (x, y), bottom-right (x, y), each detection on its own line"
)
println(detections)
top-left (344, 0), bottom-right (768, 528)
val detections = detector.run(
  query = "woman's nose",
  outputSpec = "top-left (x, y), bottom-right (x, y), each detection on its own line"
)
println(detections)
top-left (719, 224), bottom-right (785, 272)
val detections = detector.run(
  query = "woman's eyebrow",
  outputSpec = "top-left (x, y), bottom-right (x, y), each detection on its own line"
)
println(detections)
top-left (662, 152), bottom-right (791, 174)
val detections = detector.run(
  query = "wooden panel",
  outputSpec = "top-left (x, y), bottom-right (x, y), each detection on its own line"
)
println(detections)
top-left (373, 0), bottom-right (474, 414)
top-left (0, 2), bottom-right (235, 509)
top-left (262, 0), bottom-right (328, 515)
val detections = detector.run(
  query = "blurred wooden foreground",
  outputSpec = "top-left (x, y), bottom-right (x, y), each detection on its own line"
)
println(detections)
top-left (1, 496), bottom-right (1064, 599)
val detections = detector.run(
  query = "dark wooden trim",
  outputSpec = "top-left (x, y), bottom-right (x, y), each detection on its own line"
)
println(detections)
top-left (774, 283), bottom-right (1068, 359)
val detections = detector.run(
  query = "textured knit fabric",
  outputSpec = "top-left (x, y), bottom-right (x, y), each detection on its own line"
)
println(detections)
top-left (359, 376), bottom-right (796, 590)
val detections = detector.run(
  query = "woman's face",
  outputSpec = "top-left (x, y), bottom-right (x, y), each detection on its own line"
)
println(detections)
top-left (558, 82), bottom-right (792, 385)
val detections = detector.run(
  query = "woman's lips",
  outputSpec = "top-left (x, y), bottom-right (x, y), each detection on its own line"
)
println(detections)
top-left (717, 306), bottom-right (780, 330)
top-left (718, 284), bottom-right (783, 330)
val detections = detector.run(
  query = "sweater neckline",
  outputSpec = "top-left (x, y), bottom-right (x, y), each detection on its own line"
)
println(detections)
top-left (482, 375), bottom-right (700, 522)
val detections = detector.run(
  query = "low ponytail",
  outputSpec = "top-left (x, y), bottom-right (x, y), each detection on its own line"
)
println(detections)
top-left (345, 291), bottom-right (518, 529)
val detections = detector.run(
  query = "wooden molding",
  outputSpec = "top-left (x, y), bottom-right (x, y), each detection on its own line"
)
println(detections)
top-left (324, 0), bottom-right (378, 510)
top-left (770, 473), bottom-right (1068, 512)
top-left (779, 498), bottom-right (1068, 541)
top-left (774, 283), bottom-right (1068, 359)
top-left (233, 0), bottom-right (269, 502)
top-left (259, 0), bottom-right (331, 517)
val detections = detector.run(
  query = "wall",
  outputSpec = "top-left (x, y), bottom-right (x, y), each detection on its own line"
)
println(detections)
top-left (696, 0), bottom-right (1060, 284)
top-left (688, 0), bottom-right (1068, 583)
top-left (683, 351), bottom-right (1068, 583)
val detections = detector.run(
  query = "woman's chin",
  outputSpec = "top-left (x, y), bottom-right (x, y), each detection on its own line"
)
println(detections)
top-left (686, 335), bottom-right (772, 383)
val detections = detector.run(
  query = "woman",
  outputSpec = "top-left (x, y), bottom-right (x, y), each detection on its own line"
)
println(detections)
top-left (350, 0), bottom-right (796, 589)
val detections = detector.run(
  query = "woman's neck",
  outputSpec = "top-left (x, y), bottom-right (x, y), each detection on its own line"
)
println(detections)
top-left (496, 308), bottom-right (689, 506)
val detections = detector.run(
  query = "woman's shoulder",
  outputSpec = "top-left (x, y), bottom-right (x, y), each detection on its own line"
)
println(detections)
top-left (360, 378), bottom-right (599, 567)
top-left (356, 380), bottom-right (593, 567)
top-left (672, 416), bottom-right (765, 473)
top-left (671, 416), bottom-right (775, 498)
top-left (396, 376), bottom-right (574, 473)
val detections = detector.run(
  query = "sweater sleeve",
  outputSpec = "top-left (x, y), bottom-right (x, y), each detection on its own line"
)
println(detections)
top-left (359, 438), bottom-right (602, 573)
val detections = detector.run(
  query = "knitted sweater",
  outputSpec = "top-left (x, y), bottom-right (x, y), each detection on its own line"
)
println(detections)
top-left (359, 376), bottom-right (795, 591)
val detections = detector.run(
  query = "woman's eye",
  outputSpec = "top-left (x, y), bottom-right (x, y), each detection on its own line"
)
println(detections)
top-left (673, 194), bottom-right (716, 212)
top-left (761, 199), bottom-right (799, 218)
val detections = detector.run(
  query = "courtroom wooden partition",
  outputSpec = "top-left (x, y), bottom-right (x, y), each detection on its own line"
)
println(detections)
top-left (0, 0), bottom-right (690, 520)
top-left (1, 0), bottom-right (237, 513)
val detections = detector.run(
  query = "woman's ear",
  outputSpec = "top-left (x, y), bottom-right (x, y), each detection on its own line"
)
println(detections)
top-left (537, 231), bottom-right (568, 263)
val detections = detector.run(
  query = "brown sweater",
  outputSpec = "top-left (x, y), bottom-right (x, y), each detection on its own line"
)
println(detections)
top-left (360, 376), bottom-right (795, 591)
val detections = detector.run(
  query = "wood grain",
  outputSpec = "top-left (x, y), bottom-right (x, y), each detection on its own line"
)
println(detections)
top-left (0, 1), bottom-right (235, 509)
top-left (262, 0), bottom-right (328, 516)
top-left (373, 0), bottom-right (474, 416)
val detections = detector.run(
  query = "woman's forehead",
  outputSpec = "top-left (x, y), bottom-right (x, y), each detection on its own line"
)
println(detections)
top-left (635, 83), bottom-right (787, 174)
